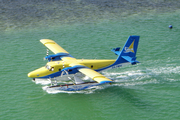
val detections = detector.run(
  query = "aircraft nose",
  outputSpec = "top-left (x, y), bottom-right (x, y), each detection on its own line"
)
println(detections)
top-left (28, 71), bottom-right (40, 78)
top-left (27, 67), bottom-right (47, 78)
top-left (27, 72), bottom-right (36, 78)
top-left (27, 73), bottom-right (31, 77)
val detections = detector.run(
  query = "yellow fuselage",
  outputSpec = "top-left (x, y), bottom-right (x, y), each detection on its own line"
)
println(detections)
top-left (28, 59), bottom-right (115, 78)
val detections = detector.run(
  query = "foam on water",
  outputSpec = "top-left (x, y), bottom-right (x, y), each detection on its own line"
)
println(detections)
top-left (33, 79), bottom-right (51, 85)
top-left (38, 69), bottom-right (148, 94)
top-left (43, 85), bottom-right (106, 94)
top-left (150, 66), bottom-right (180, 75)
top-left (38, 66), bottom-right (162, 94)
top-left (34, 64), bottom-right (180, 94)
top-left (34, 78), bottom-right (74, 85)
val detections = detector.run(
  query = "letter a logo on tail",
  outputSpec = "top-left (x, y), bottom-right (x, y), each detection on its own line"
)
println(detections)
top-left (124, 40), bottom-right (135, 53)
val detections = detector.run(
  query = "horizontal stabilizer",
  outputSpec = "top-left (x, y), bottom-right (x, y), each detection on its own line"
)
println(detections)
top-left (122, 56), bottom-right (139, 65)
top-left (111, 47), bottom-right (121, 55)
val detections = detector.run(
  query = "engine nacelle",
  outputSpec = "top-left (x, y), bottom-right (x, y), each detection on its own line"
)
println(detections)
top-left (61, 65), bottom-right (87, 75)
top-left (44, 53), bottom-right (73, 61)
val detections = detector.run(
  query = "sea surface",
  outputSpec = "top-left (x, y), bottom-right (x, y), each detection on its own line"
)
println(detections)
top-left (1, 1), bottom-right (180, 120)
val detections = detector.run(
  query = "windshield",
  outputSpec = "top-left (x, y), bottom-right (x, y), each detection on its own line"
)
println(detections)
top-left (45, 65), bottom-right (51, 70)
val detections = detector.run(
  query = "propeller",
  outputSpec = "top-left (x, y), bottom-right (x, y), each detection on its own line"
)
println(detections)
top-left (46, 49), bottom-right (49, 56)
top-left (44, 49), bottom-right (49, 60)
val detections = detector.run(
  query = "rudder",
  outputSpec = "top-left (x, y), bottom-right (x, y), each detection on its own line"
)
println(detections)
top-left (114, 35), bottom-right (140, 65)
top-left (120, 35), bottom-right (139, 57)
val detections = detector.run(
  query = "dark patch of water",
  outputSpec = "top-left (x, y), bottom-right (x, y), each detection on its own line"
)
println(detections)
top-left (0, 0), bottom-right (180, 30)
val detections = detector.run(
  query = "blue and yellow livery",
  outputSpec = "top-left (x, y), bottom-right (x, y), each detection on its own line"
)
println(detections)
top-left (28, 36), bottom-right (140, 91)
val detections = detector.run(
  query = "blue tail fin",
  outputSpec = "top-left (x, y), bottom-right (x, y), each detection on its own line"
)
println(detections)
top-left (113, 35), bottom-right (140, 65)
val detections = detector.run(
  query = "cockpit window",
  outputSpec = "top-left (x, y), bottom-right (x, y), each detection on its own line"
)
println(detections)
top-left (45, 65), bottom-right (54, 71)
top-left (45, 65), bottom-right (51, 70)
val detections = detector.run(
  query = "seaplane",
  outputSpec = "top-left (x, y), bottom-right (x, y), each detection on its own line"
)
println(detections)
top-left (28, 35), bottom-right (140, 91)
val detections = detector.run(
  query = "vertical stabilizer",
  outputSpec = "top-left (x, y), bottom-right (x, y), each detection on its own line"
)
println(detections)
top-left (114, 36), bottom-right (140, 65)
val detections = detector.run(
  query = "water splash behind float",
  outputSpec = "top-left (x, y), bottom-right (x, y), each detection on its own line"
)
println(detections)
top-left (32, 65), bottom-right (180, 94)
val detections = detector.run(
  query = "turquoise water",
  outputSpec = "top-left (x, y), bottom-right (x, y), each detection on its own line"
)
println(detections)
top-left (1, 9), bottom-right (180, 119)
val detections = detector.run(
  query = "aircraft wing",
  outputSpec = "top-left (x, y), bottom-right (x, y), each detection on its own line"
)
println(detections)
top-left (40, 39), bottom-right (69, 54)
top-left (70, 63), bottom-right (112, 84)
top-left (40, 39), bottom-right (76, 61)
